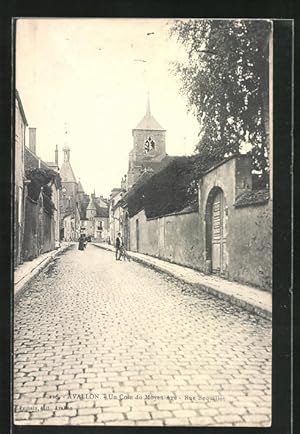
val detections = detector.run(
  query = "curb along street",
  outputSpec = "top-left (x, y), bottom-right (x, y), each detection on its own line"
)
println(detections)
top-left (14, 243), bottom-right (74, 299)
top-left (92, 242), bottom-right (272, 321)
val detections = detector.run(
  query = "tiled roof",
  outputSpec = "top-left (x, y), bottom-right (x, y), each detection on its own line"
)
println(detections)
top-left (60, 161), bottom-right (77, 183)
top-left (87, 197), bottom-right (96, 210)
top-left (134, 114), bottom-right (165, 131)
top-left (25, 146), bottom-right (50, 171)
top-left (95, 197), bottom-right (108, 208)
top-left (79, 194), bottom-right (109, 219)
top-left (234, 189), bottom-right (269, 208)
top-left (95, 205), bottom-right (109, 218)
top-left (78, 180), bottom-right (85, 193)
top-left (45, 162), bottom-right (59, 171)
top-left (133, 97), bottom-right (165, 131)
top-left (78, 194), bottom-right (90, 220)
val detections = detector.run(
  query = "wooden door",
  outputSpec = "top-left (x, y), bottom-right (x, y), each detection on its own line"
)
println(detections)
top-left (212, 190), bottom-right (224, 274)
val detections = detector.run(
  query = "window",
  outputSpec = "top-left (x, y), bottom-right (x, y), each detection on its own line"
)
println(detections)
top-left (144, 136), bottom-right (155, 153)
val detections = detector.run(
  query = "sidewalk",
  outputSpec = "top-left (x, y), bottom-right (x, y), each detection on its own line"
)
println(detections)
top-left (93, 242), bottom-right (272, 320)
top-left (14, 242), bottom-right (74, 297)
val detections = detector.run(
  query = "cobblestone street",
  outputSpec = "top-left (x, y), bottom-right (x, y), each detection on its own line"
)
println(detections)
top-left (14, 244), bottom-right (272, 427)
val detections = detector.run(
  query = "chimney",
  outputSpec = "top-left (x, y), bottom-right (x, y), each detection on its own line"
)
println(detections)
top-left (29, 128), bottom-right (37, 154)
top-left (55, 145), bottom-right (58, 165)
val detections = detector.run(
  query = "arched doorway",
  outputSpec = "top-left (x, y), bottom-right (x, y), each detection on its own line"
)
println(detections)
top-left (205, 187), bottom-right (228, 275)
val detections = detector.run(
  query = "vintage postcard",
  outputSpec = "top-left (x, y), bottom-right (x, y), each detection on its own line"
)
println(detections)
top-left (13, 18), bottom-right (273, 427)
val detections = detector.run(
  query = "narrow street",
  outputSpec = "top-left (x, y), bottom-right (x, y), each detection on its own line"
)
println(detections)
top-left (14, 244), bottom-right (271, 427)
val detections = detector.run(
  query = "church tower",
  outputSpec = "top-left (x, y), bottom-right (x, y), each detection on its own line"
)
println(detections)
top-left (127, 95), bottom-right (166, 188)
top-left (60, 144), bottom-right (78, 221)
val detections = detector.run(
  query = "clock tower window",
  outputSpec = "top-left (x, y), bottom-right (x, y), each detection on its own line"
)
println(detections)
top-left (144, 136), bottom-right (156, 153)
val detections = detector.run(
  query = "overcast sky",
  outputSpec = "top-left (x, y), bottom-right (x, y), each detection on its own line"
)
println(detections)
top-left (16, 18), bottom-right (200, 197)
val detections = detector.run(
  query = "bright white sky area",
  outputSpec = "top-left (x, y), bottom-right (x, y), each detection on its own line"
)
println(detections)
top-left (16, 18), bottom-right (200, 197)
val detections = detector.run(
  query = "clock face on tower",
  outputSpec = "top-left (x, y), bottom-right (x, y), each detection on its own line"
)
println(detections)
top-left (144, 136), bottom-right (156, 153)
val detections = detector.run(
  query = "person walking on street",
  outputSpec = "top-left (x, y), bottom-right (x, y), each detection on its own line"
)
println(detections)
top-left (115, 232), bottom-right (123, 260)
top-left (78, 233), bottom-right (86, 251)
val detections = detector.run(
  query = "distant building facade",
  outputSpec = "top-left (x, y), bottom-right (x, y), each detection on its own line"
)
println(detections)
top-left (63, 207), bottom-right (81, 242)
top-left (108, 188), bottom-right (123, 245)
top-left (78, 189), bottom-right (109, 242)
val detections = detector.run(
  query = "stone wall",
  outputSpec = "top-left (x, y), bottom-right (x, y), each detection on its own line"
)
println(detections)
top-left (23, 196), bottom-right (55, 261)
top-left (129, 209), bottom-right (203, 269)
top-left (127, 156), bottom-right (272, 290)
top-left (163, 212), bottom-right (203, 269)
top-left (229, 201), bottom-right (272, 289)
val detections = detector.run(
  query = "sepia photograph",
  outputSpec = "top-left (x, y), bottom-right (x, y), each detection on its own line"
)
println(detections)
top-left (13, 18), bottom-right (273, 427)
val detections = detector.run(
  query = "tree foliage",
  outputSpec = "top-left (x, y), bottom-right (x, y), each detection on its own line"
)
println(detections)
top-left (170, 19), bottom-right (271, 184)
top-left (25, 168), bottom-right (61, 215)
top-left (127, 153), bottom-right (222, 219)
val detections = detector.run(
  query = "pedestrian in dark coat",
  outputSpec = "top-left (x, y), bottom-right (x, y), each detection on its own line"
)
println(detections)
top-left (78, 234), bottom-right (85, 251)
top-left (115, 232), bottom-right (122, 260)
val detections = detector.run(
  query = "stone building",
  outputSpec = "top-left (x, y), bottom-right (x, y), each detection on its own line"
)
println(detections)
top-left (22, 129), bottom-right (61, 260)
top-left (108, 188), bottom-right (123, 245)
top-left (63, 207), bottom-right (81, 242)
top-left (44, 144), bottom-right (60, 247)
top-left (127, 96), bottom-right (172, 189)
top-left (109, 172), bottom-right (154, 250)
top-left (79, 190), bottom-right (109, 242)
top-left (109, 97), bottom-right (176, 246)
top-left (14, 90), bottom-right (28, 267)
top-left (59, 145), bottom-right (80, 241)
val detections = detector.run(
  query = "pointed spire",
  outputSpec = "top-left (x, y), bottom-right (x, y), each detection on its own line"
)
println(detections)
top-left (62, 123), bottom-right (71, 162)
top-left (87, 194), bottom-right (96, 210)
top-left (146, 92), bottom-right (151, 117)
top-left (78, 178), bottom-right (85, 193)
top-left (134, 93), bottom-right (165, 131)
